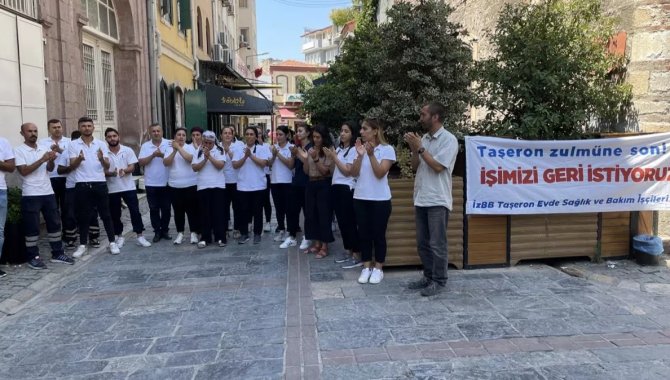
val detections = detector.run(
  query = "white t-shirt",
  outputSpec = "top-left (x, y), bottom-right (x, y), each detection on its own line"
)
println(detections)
top-left (56, 154), bottom-right (76, 189)
top-left (67, 137), bottom-right (109, 183)
top-left (332, 145), bottom-right (357, 189)
top-left (270, 143), bottom-right (294, 184)
top-left (14, 144), bottom-right (54, 196)
top-left (263, 143), bottom-right (271, 175)
top-left (234, 143), bottom-right (271, 192)
top-left (39, 136), bottom-right (70, 178)
top-left (353, 144), bottom-right (396, 201)
top-left (222, 141), bottom-right (244, 184)
top-left (192, 148), bottom-right (227, 190)
top-left (0, 137), bottom-right (15, 190)
top-left (162, 143), bottom-right (197, 188)
top-left (138, 139), bottom-right (170, 187)
top-left (107, 145), bottom-right (139, 194)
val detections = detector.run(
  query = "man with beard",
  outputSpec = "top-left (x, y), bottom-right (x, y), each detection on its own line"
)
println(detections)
top-left (15, 123), bottom-right (74, 269)
top-left (104, 128), bottom-right (152, 248)
top-left (39, 119), bottom-right (70, 234)
top-left (403, 102), bottom-right (458, 297)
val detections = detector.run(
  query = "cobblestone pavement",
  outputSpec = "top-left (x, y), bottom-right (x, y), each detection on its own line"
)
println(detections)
top-left (1, 211), bottom-right (670, 378)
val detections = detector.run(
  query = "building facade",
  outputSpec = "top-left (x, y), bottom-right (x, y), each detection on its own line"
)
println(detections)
top-left (301, 25), bottom-right (341, 66)
top-left (271, 60), bottom-right (327, 128)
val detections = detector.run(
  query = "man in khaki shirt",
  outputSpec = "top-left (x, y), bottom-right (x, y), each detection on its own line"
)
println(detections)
top-left (404, 102), bottom-right (458, 297)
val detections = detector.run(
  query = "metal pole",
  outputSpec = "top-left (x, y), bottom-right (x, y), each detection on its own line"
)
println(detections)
top-left (147, 0), bottom-right (159, 123)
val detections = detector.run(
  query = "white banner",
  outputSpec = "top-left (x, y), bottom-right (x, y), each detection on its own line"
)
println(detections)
top-left (465, 134), bottom-right (670, 214)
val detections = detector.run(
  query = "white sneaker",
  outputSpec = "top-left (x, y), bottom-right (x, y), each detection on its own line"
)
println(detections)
top-left (369, 268), bottom-right (384, 284)
top-left (72, 245), bottom-right (87, 258)
top-left (299, 238), bottom-right (311, 250)
top-left (115, 236), bottom-right (125, 248)
top-left (273, 231), bottom-right (286, 242)
top-left (136, 236), bottom-right (152, 247)
top-left (197, 241), bottom-right (206, 249)
top-left (173, 232), bottom-right (184, 245)
top-left (279, 236), bottom-right (297, 249)
top-left (109, 242), bottom-right (120, 255)
top-left (358, 268), bottom-right (372, 284)
top-left (264, 222), bottom-right (272, 232)
top-left (190, 232), bottom-right (199, 244)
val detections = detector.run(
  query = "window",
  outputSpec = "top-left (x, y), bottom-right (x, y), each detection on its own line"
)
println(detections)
top-left (82, 36), bottom-right (117, 138)
top-left (206, 19), bottom-right (211, 55)
top-left (160, 0), bottom-right (172, 23)
top-left (80, 0), bottom-right (118, 39)
top-left (240, 27), bottom-right (249, 44)
top-left (239, 0), bottom-right (248, 8)
top-left (177, 0), bottom-right (191, 31)
top-left (276, 75), bottom-right (288, 96)
top-left (196, 7), bottom-right (202, 48)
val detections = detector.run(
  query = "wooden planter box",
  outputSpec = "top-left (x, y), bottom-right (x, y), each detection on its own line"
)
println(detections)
top-left (385, 177), bottom-right (464, 268)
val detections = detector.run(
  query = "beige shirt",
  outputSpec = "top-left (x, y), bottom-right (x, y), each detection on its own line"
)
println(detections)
top-left (306, 154), bottom-right (333, 178)
top-left (414, 128), bottom-right (458, 209)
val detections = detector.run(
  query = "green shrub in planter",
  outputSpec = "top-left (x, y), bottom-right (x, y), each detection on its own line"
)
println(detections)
top-left (2, 187), bottom-right (26, 264)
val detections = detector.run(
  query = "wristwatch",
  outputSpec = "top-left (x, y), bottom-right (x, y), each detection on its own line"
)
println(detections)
top-left (417, 147), bottom-right (426, 155)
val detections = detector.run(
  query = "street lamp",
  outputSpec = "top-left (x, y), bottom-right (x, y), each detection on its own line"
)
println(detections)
top-left (246, 52), bottom-right (270, 69)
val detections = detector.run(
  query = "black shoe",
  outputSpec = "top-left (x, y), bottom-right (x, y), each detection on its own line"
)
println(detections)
top-left (152, 234), bottom-right (161, 243)
top-left (238, 235), bottom-right (250, 244)
top-left (89, 239), bottom-right (101, 248)
top-left (64, 240), bottom-right (76, 250)
top-left (28, 257), bottom-right (47, 270)
top-left (408, 277), bottom-right (432, 290)
top-left (420, 282), bottom-right (444, 297)
top-left (253, 235), bottom-right (262, 244)
top-left (161, 233), bottom-right (172, 241)
top-left (0, 269), bottom-right (6, 278)
top-left (50, 254), bottom-right (75, 265)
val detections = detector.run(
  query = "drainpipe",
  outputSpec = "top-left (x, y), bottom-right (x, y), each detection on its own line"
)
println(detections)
top-left (147, 0), bottom-right (159, 123)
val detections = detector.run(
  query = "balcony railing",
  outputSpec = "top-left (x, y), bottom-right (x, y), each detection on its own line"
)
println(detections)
top-left (0, 0), bottom-right (38, 19)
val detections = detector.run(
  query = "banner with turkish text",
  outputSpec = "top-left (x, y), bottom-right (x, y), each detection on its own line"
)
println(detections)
top-left (465, 133), bottom-right (670, 214)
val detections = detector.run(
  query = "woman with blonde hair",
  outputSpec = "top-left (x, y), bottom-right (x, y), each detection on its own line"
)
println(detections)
top-left (350, 119), bottom-right (396, 284)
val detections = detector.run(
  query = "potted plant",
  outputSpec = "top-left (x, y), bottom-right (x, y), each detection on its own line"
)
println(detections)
top-left (1, 187), bottom-right (26, 264)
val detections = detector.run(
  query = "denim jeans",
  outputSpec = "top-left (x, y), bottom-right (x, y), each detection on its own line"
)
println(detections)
top-left (0, 189), bottom-right (6, 254)
top-left (21, 194), bottom-right (64, 260)
top-left (145, 186), bottom-right (171, 236)
top-left (415, 206), bottom-right (449, 286)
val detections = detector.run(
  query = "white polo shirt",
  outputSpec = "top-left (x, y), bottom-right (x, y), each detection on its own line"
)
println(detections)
top-left (67, 137), bottom-right (109, 183)
top-left (162, 143), bottom-right (197, 188)
top-left (332, 145), bottom-right (357, 190)
top-left (234, 143), bottom-right (271, 192)
top-left (0, 137), bottom-right (15, 190)
top-left (107, 145), bottom-right (139, 194)
top-left (139, 139), bottom-right (170, 187)
top-left (414, 128), bottom-right (459, 209)
top-left (353, 144), bottom-right (396, 201)
top-left (222, 141), bottom-right (244, 184)
top-left (270, 143), bottom-right (294, 184)
top-left (56, 154), bottom-right (76, 189)
top-left (192, 148), bottom-right (227, 190)
top-left (14, 143), bottom-right (54, 196)
top-left (39, 136), bottom-right (70, 178)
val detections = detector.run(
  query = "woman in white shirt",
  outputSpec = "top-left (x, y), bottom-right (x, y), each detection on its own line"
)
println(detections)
top-left (221, 125), bottom-right (243, 239)
top-left (350, 119), bottom-right (396, 285)
top-left (191, 131), bottom-right (227, 248)
top-left (232, 126), bottom-right (271, 244)
top-left (268, 125), bottom-right (294, 242)
top-left (163, 127), bottom-right (199, 244)
top-left (324, 121), bottom-right (361, 266)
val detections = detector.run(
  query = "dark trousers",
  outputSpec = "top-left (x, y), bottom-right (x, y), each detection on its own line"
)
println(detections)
top-left (263, 175), bottom-right (272, 222)
top-left (270, 183), bottom-right (291, 232)
top-left (224, 183), bottom-right (240, 231)
top-left (198, 188), bottom-right (226, 243)
top-left (354, 199), bottom-right (392, 264)
top-left (238, 190), bottom-right (264, 237)
top-left (415, 206), bottom-right (449, 286)
top-left (332, 185), bottom-right (359, 252)
top-left (75, 182), bottom-right (115, 244)
top-left (22, 195), bottom-right (64, 259)
top-left (287, 185), bottom-right (306, 238)
top-left (170, 186), bottom-right (199, 234)
top-left (50, 177), bottom-right (66, 230)
top-left (304, 179), bottom-right (334, 243)
top-left (63, 188), bottom-right (99, 243)
top-left (109, 190), bottom-right (145, 236)
top-left (145, 185), bottom-right (171, 236)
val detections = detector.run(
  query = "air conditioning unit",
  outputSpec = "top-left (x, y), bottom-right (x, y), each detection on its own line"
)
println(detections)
top-left (219, 32), bottom-right (228, 47)
top-left (213, 44), bottom-right (224, 62)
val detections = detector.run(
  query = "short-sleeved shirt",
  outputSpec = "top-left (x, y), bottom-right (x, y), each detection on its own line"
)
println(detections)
top-left (107, 145), bottom-right (139, 194)
top-left (139, 139), bottom-right (170, 187)
top-left (353, 144), bottom-right (396, 201)
top-left (56, 154), bottom-right (76, 189)
top-left (14, 144), bottom-right (54, 196)
top-left (270, 143), bottom-right (294, 184)
top-left (222, 141), bottom-right (244, 184)
top-left (263, 143), bottom-right (271, 175)
top-left (292, 142), bottom-right (313, 187)
top-left (66, 137), bottom-right (109, 183)
top-left (192, 148), bottom-right (227, 190)
top-left (414, 128), bottom-right (459, 209)
top-left (331, 146), bottom-right (357, 189)
top-left (0, 137), bottom-right (15, 190)
top-left (39, 136), bottom-right (70, 178)
top-left (234, 143), bottom-right (271, 192)
top-left (305, 153), bottom-right (333, 178)
top-left (162, 143), bottom-right (197, 188)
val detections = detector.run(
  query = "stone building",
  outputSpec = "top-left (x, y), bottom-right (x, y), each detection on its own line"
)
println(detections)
top-left (271, 60), bottom-right (328, 129)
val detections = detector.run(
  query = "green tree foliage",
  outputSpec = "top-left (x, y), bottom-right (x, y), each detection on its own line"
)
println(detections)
top-left (303, 0), bottom-right (474, 145)
top-left (475, 0), bottom-right (633, 140)
top-left (330, 7), bottom-right (358, 27)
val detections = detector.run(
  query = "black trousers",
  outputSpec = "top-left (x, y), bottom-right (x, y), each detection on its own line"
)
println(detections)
top-left (74, 182), bottom-right (115, 244)
top-left (22, 195), bottom-right (63, 260)
top-left (50, 177), bottom-right (66, 230)
top-left (224, 183), bottom-right (240, 231)
top-left (109, 190), bottom-right (145, 235)
top-left (145, 185), bottom-right (171, 235)
top-left (237, 190), bottom-right (264, 237)
top-left (332, 184), bottom-right (359, 252)
top-left (198, 188), bottom-right (226, 244)
top-left (270, 183), bottom-right (291, 232)
top-left (170, 186), bottom-right (199, 234)
top-left (63, 188), bottom-right (99, 243)
top-left (354, 199), bottom-right (392, 263)
top-left (263, 175), bottom-right (272, 222)
top-left (287, 185), bottom-right (305, 238)
top-left (304, 179), bottom-right (334, 243)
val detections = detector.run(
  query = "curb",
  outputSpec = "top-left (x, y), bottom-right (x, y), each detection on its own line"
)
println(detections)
top-left (559, 259), bottom-right (670, 295)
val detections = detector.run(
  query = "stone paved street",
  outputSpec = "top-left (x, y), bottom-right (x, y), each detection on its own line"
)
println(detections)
top-left (1, 213), bottom-right (670, 378)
